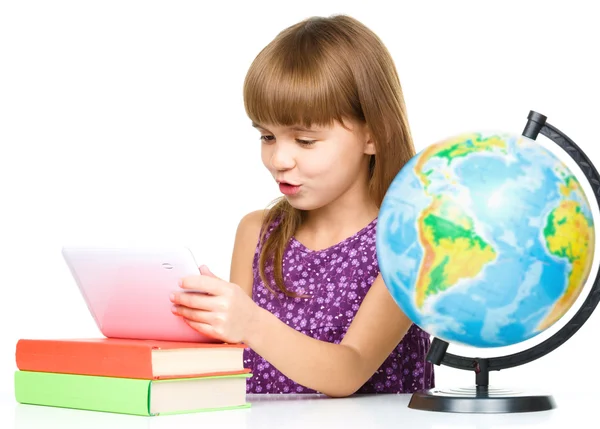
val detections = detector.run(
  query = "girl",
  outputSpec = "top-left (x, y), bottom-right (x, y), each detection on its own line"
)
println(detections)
top-left (170, 14), bottom-right (434, 397)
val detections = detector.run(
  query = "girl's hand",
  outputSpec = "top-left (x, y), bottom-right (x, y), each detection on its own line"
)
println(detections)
top-left (169, 265), bottom-right (259, 344)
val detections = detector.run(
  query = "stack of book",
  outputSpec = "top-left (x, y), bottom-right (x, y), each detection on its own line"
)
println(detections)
top-left (14, 338), bottom-right (251, 416)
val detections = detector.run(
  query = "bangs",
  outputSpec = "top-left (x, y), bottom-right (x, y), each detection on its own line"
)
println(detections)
top-left (243, 41), bottom-right (361, 129)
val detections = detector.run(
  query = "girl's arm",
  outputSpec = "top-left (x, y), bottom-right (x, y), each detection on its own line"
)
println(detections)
top-left (172, 210), bottom-right (413, 397)
top-left (231, 210), bottom-right (413, 397)
top-left (245, 274), bottom-right (413, 397)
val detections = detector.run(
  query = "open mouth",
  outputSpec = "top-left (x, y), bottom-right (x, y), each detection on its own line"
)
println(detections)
top-left (278, 182), bottom-right (301, 195)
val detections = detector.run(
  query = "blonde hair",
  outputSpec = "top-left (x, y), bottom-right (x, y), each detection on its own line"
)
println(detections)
top-left (243, 15), bottom-right (416, 296)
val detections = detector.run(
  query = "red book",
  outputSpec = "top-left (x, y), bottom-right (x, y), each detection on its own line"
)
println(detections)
top-left (16, 338), bottom-right (250, 379)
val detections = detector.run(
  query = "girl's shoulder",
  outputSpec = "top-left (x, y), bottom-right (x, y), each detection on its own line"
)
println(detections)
top-left (230, 209), bottom-right (270, 295)
top-left (236, 209), bottom-right (269, 244)
top-left (235, 208), bottom-right (282, 251)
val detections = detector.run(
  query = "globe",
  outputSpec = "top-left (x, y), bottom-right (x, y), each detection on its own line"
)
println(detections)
top-left (376, 131), bottom-right (596, 349)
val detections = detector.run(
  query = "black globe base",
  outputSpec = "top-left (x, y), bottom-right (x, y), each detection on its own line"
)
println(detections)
top-left (408, 386), bottom-right (556, 413)
top-left (416, 336), bottom-right (559, 413)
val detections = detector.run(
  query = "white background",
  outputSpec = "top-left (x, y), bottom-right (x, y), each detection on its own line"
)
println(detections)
top-left (1, 0), bottom-right (599, 414)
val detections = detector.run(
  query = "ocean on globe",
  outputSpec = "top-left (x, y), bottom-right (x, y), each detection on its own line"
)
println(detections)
top-left (376, 132), bottom-right (595, 348)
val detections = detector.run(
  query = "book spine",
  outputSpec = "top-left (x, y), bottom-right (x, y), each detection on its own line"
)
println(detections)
top-left (15, 371), bottom-right (152, 416)
top-left (16, 340), bottom-right (153, 379)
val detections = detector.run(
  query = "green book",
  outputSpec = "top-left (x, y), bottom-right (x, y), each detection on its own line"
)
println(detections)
top-left (15, 371), bottom-right (251, 416)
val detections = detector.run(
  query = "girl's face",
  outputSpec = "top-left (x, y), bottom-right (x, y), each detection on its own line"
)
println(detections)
top-left (255, 118), bottom-right (375, 211)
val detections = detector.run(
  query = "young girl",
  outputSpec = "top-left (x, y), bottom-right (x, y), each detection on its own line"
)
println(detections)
top-left (170, 14), bottom-right (434, 397)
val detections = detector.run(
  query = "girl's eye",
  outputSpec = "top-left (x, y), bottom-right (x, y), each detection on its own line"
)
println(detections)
top-left (297, 139), bottom-right (316, 146)
top-left (259, 135), bottom-right (316, 146)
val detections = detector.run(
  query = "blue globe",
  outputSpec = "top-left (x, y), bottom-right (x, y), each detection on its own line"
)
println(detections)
top-left (376, 132), bottom-right (595, 348)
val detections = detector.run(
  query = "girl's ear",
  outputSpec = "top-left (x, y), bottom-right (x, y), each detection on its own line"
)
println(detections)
top-left (364, 139), bottom-right (376, 155)
top-left (363, 127), bottom-right (376, 155)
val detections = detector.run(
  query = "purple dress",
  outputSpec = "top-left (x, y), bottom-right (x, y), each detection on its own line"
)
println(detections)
top-left (243, 217), bottom-right (435, 394)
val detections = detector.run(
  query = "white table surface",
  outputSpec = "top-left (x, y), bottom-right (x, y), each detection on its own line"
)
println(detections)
top-left (0, 390), bottom-right (593, 429)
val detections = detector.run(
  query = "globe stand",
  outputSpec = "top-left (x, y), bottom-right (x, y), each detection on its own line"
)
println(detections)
top-left (408, 111), bottom-right (600, 413)
top-left (408, 339), bottom-right (556, 413)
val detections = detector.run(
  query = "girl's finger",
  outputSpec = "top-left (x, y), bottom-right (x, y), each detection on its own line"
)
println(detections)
top-left (171, 305), bottom-right (212, 323)
top-left (180, 275), bottom-right (223, 295)
top-left (171, 291), bottom-right (216, 310)
top-left (184, 319), bottom-right (219, 340)
top-left (199, 265), bottom-right (219, 279)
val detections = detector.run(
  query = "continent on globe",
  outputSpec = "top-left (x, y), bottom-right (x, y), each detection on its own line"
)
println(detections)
top-left (538, 198), bottom-right (595, 330)
top-left (414, 134), bottom-right (505, 309)
top-left (416, 195), bottom-right (497, 308)
top-left (415, 133), bottom-right (508, 187)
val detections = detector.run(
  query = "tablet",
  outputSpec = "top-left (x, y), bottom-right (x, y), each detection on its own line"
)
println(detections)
top-left (61, 246), bottom-right (218, 343)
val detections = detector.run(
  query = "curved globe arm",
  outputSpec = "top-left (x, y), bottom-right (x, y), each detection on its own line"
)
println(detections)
top-left (427, 111), bottom-right (600, 383)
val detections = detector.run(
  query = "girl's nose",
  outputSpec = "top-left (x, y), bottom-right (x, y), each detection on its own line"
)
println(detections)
top-left (270, 144), bottom-right (296, 170)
